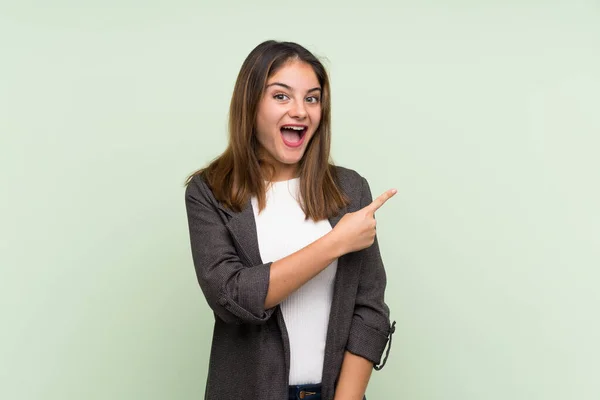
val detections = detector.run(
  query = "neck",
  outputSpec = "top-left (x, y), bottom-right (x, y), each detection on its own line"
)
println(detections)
top-left (261, 165), bottom-right (300, 182)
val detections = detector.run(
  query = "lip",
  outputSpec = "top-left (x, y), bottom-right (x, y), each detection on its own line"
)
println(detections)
top-left (280, 124), bottom-right (308, 148)
top-left (281, 124), bottom-right (308, 128)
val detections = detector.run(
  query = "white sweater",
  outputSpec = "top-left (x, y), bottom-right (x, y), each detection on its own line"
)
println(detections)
top-left (250, 178), bottom-right (338, 385)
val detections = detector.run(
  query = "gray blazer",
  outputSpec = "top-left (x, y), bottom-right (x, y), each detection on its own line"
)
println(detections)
top-left (185, 165), bottom-right (394, 400)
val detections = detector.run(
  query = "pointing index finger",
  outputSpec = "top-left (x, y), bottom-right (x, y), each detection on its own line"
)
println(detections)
top-left (368, 189), bottom-right (397, 213)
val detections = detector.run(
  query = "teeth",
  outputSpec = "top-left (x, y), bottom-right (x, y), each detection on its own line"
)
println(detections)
top-left (282, 126), bottom-right (305, 131)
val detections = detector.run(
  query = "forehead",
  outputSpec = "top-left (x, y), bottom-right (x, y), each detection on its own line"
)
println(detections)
top-left (266, 61), bottom-right (320, 88)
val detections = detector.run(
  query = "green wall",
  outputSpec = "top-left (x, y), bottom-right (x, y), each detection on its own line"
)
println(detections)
top-left (1, 1), bottom-right (598, 399)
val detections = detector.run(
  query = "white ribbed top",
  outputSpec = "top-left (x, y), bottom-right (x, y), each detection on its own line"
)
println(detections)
top-left (250, 178), bottom-right (338, 385)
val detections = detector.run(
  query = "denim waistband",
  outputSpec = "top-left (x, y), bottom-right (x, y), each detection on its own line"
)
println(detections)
top-left (288, 383), bottom-right (321, 399)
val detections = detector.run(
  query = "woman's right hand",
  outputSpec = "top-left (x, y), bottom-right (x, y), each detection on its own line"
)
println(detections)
top-left (330, 188), bottom-right (397, 255)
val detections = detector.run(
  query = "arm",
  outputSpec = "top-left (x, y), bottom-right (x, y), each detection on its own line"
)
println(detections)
top-left (341, 177), bottom-right (394, 387)
top-left (265, 232), bottom-right (342, 309)
top-left (185, 176), bottom-right (345, 324)
top-left (185, 178), bottom-right (270, 324)
top-left (262, 175), bottom-right (397, 309)
top-left (334, 351), bottom-right (373, 400)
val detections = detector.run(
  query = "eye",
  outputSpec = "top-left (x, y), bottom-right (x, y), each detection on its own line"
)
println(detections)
top-left (306, 96), bottom-right (320, 104)
top-left (273, 93), bottom-right (289, 101)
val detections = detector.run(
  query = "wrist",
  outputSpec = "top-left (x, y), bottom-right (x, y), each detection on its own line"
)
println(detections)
top-left (323, 230), bottom-right (346, 259)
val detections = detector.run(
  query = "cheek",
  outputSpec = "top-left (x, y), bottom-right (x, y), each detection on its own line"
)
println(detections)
top-left (311, 109), bottom-right (322, 127)
top-left (255, 117), bottom-right (278, 146)
top-left (257, 108), bottom-right (281, 130)
top-left (256, 110), bottom-right (273, 133)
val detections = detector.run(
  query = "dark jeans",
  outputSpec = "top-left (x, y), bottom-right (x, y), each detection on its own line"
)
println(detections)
top-left (288, 383), bottom-right (322, 400)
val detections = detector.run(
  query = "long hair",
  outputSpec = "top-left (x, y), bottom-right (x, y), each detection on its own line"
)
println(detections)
top-left (185, 40), bottom-right (350, 221)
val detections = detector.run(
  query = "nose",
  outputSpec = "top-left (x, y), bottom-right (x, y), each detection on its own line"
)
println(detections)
top-left (289, 100), bottom-right (307, 119)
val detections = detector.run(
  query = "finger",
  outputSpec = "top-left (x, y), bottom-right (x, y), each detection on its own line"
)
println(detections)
top-left (367, 189), bottom-right (397, 213)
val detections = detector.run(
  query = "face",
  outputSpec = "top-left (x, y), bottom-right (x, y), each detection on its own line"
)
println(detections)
top-left (255, 60), bottom-right (322, 181)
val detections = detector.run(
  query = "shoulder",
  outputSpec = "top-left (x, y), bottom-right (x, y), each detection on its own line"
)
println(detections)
top-left (185, 172), bottom-right (214, 206)
top-left (331, 165), bottom-right (370, 203)
top-left (332, 164), bottom-right (365, 185)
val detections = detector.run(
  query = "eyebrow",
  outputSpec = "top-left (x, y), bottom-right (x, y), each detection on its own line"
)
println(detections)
top-left (266, 82), bottom-right (322, 93)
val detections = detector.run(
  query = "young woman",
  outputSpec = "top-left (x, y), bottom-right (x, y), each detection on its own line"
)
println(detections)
top-left (184, 40), bottom-right (396, 400)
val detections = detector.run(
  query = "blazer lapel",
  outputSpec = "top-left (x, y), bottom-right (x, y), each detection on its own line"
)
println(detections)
top-left (220, 199), bottom-right (264, 267)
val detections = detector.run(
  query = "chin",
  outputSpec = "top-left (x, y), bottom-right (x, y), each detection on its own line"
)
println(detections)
top-left (280, 158), bottom-right (302, 165)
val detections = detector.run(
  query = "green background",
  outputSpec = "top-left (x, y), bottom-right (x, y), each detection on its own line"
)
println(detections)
top-left (1, 1), bottom-right (599, 399)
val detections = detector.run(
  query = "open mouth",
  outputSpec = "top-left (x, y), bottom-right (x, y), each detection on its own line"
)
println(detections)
top-left (280, 125), bottom-right (307, 147)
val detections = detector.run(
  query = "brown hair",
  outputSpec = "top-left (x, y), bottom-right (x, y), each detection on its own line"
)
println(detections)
top-left (185, 40), bottom-right (350, 221)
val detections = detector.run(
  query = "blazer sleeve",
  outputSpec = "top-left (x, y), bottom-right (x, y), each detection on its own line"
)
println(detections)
top-left (345, 176), bottom-right (395, 367)
top-left (184, 176), bottom-right (275, 325)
